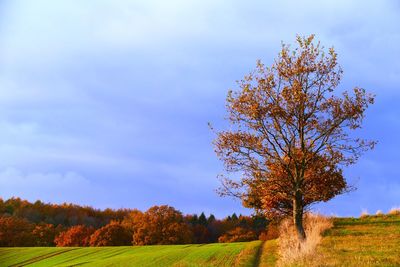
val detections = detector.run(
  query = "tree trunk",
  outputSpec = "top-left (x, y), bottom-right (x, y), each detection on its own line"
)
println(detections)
top-left (293, 190), bottom-right (306, 241)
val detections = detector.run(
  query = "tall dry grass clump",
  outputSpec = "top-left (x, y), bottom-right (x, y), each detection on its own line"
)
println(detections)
top-left (360, 209), bottom-right (369, 218)
top-left (375, 210), bottom-right (384, 216)
top-left (277, 213), bottom-right (332, 266)
top-left (388, 207), bottom-right (400, 215)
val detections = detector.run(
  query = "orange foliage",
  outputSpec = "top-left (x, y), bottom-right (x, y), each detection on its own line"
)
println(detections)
top-left (0, 216), bottom-right (34, 246)
top-left (131, 205), bottom-right (193, 245)
top-left (0, 197), bottom-right (268, 246)
top-left (245, 152), bottom-right (347, 219)
top-left (213, 34), bottom-right (375, 240)
top-left (259, 223), bottom-right (279, 241)
top-left (0, 197), bottom-right (128, 228)
top-left (32, 223), bottom-right (62, 246)
top-left (54, 225), bottom-right (94, 247)
top-left (218, 227), bottom-right (257, 243)
top-left (90, 221), bottom-right (132, 246)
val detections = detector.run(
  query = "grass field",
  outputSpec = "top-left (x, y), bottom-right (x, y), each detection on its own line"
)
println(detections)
top-left (0, 241), bottom-right (267, 267)
top-left (315, 214), bottom-right (400, 266)
top-left (1, 214), bottom-right (399, 267)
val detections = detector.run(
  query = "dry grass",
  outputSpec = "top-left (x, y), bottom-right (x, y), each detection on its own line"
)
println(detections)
top-left (233, 240), bottom-right (262, 267)
top-left (388, 206), bottom-right (400, 215)
top-left (318, 214), bottom-right (400, 266)
top-left (259, 239), bottom-right (279, 267)
top-left (360, 209), bottom-right (369, 218)
top-left (375, 210), bottom-right (383, 216)
top-left (277, 213), bottom-right (333, 266)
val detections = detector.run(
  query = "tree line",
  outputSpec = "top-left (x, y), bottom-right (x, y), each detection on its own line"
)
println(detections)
top-left (0, 197), bottom-right (273, 247)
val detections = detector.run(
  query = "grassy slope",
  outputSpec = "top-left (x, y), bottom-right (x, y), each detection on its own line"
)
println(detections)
top-left (0, 241), bottom-right (262, 267)
top-left (315, 214), bottom-right (400, 266)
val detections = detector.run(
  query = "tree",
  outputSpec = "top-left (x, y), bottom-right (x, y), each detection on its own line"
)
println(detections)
top-left (0, 216), bottom-right (34, 246)
top-left (0, 197), bottom-right (129, 228)
top-left (54, 225), bottom-right (94, 247)
top-left (191, 224), bottom-right (212, 243)
top-left (132, 205), bottom-right (193, 245)
top-left (207, 214), bottom-right (216, 224)
top-left (213, 35), bottom-right (375, 240)
top-left (89, 221), bottom-right (132, 246)
top-left (218, 227), bottom-right (257, 243)
top-left (32, 223), bottom-right (60, 246)
top-left (198, 212), bottom-right (208, 226)
top-left (121, 209), bottom-right (144, 233)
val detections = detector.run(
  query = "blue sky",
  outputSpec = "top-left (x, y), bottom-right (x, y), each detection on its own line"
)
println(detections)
top-left (0, 0), bottom-right (399, 217)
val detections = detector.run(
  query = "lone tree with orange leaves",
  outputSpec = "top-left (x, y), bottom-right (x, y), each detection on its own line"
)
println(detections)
top-left (213, 35), bottom-right (375, 240)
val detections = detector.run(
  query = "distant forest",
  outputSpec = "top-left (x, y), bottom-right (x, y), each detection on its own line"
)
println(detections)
top-left (0, 197), bottom-right (276, 247)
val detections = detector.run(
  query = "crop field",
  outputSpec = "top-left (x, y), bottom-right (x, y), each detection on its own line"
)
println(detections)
top-left (0, 240), bottom-right (272, 267)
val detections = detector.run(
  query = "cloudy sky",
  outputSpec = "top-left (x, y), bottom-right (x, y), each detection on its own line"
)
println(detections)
top-left (0, 0), bottom-right (399, 217)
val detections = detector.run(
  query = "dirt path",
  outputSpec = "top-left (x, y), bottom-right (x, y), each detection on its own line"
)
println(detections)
top-left (253, 241), bottom-right (265, 267)
top-left (256, 240), bottom-right (278, 267)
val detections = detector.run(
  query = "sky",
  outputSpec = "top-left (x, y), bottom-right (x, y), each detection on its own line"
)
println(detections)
top-left (0, 0), bottom-right (399, 217)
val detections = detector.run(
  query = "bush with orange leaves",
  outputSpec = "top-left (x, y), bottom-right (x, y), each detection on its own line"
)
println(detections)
top-left (90, 221), bottom-right (132, 246)
top-left (54, 225), bottom-right (95, 247)
top-left (218, 227), bottom-right (257, 243)
top-left (131, 205), bottom-right (194, 245)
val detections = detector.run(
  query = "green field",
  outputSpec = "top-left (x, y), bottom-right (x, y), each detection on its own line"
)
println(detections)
top-left (1, 215), bottom-right (399, 267)
top-left (0, 241), bottom-right (275, 267)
